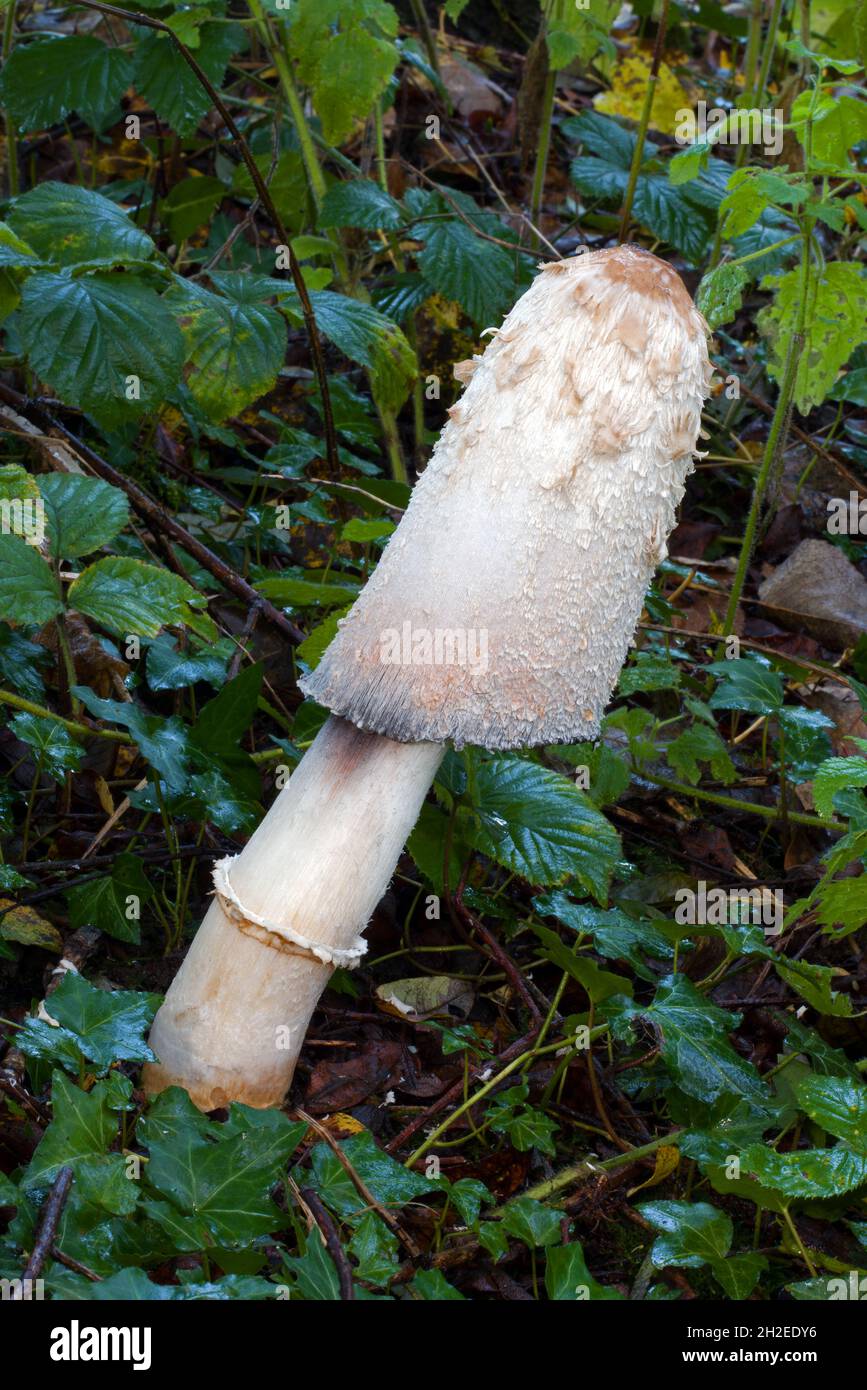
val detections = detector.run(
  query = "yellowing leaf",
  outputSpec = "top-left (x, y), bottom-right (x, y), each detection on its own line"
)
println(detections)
top-left (595, 50), bottom-right (693, 137)
top-left (0, 899), bottom-right (63, 951)
top-left (628, 1145), bottom-right (680, 1196)
top-left (376, 975), bottom-right (474, 1021)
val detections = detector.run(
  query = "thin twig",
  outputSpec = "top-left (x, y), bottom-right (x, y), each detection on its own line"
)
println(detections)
top-left (16, 1166), bottom-right (73, 1293)
top-left (300, 1186), bottom-right (355, 1299)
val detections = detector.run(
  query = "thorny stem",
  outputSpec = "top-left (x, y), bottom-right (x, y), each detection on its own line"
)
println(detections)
top-left (618, 0), bottom-right (671, 244)
top-left (2, 1), bottom-right (18, 198)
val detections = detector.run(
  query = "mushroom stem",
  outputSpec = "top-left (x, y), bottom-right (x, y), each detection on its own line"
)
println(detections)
top-left (143, 716), bottom-right (444, 1110)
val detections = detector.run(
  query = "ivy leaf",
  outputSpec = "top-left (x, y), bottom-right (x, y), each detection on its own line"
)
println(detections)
top-left (283, 1235), bottom-right (342, 1300)
top-left (545, 1241), bottom-right (624, 1299)
top-left (145, 1106), bottom-right (307, 1245)
top-left (304, 1130), bottom-right (438, 1222)
top-left (618, 653), bottom-right (681, 695)
top-left (713, 1251), bottom-right (768, 1300)
top-left (18, 272), bottom-right (184, 426)
top-left (67, 852), bottom-right (154, 944)
top-left (447, 1178), bottom-right (492, 1226)
top-left (319, 179), bottom-right (403, 231)
top-left (132, 24), bottom-right (244, 138)
top-left (0, 35), bottom-right (133, 134)
top-left (23, 1071), bottom-right (116, 1192)
top-left (166, 277), bottom-right (286, 423)
top-left (0, 623), bottom-right (48, 701)
top-left (308, 290), bottom-right (415, 414)
top-left (9, 712), bottom-right (84, 782)
top-left (0, 900), bottom-right (63, 952)
top-left (464, 756), bottom-right (621, 899)
top-left (0, 534), bottom-right (62, 625)
top-left (639, 1198), bottom-right (732, 1268)
top-left (603, 974), bottom-right (767, 1104)
top-left (68, 557), bottom-right (213, 640)
top-left (191, 663), bottom-right (263, 760)
top-left (408, 1268), bottom-right (466, 1300)
top-left (500, 1196), bottom-right (562, 1249)
top-left (529, 922), bottom-right (634, 1002)
top-left (19, 972), bottom-right (159, 1074)
top-left (347, 1212), bottom-right (399, 1286)
top-left (759, 262), bottom-right (867, 414)
top-left (9, 183), bottom-right (157, 267)
top-left (37, 474), bottom-right (128, 560)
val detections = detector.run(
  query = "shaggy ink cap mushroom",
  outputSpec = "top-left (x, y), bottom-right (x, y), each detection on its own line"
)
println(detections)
top-left (302, 245), bottom-right (713, 750)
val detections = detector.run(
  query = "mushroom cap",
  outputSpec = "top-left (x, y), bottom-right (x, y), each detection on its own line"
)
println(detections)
top-left (301, 245), bottom-right (713, 749)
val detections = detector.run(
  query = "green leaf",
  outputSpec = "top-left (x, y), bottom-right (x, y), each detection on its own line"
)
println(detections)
top-left (37, 474), bottom-right (128, 560)
top-left (132, 24), bottom-right (244, 138)
top-left (20, 972), bottom-right (159, 1074)
top-left (798, 1076), bottom-right (867, 1148)
top-left (304, 1130), bottom-right (438, 1222)
top-left (308, 290), bottom-right (415, 414)
top-left (166, 277), bottom-right (286, 423)
top-left (146, 633), bottom-right (230, 691)
top-left (283, 1235), bottom-right (342, 1299)
top-left (759, 262), bottom-right (867, 415)
top-left (0, 623), bottom-right (47, 700)
top-left (287, 2), bottom-right (398, 146)
top-left (639, 1198), bottom-right (732, 1268)
top-left (73, 687), bottom-right (191, 794)
top-left (529, 922), bottom-right (634, 1002)
top-left (720, 167), bottom-right (807, 237)
top-left (23, 1071), bottom-right (116, 1192)
top-left (742, 1142), bottom-right (867, 1198)
top-left (319, 179), bottom-right (403, 231)
top-left (409, 1268), bottom-right (466, 1300)
top-left (776, 958), bottom-right (854, 1017)
top-left (813, 756), bottom-right (867, 819)
top-left (9, 183), bottom-right (157, 267)
top-left (816, 877), bottom-right (867, 938)
top-left (67, 852), bottom-right (154, 944)
top-left (545, 1241), bottom-right (625, 1299)
top-left (696, 261), bottom-right (750, 331)
top-left (712, 1250), bottom-right (768, 1300)
top-left (534, 893), bottom-right (674, 982)
top-left (191, 663), bottom-right (263, 758)
top-left (464, 756), bottom-right (621, 899)
top-left (666, 725), bottom-right (736, 786)
top-left (500, 1196), bottom-right (563, 1249)
top-left (255, 575), bottom-right (359, 608)
top-left (447, 1178), bottom-right (492, 1226)
top-left (618, 653), bottom-right (681, 695)
top-left (9, 712), bottom-right (84, 781)
top-left (69, 557), bottom-right (212, 639)
top-left (348, 1211), bottom-right (399, 1286)
top-left (18, 272), bottom-right (184, 426)
top-left (146, 1105), bottom-right (306, 1246)
top-left (162, 175), bottom-right (225, 244)
top-left (707, 657), bottom-right (784, 715)
top-left (0, 35), bottom-right (133, 133)
top-left (0, 533), bottom-right (62, 624)
top-left (603, 974), bottom-right (767, 1104)
top-left (415, 215), bottom-right (518, 325)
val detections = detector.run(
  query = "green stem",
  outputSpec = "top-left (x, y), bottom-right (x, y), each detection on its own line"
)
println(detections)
top-left (404, 1031), bottom-right (608, 1168)
top-left (530, 69), bottom-right (557, 241)
top-left (721, 231), bottom-right (810, 637)
top-left (644, 773), bottom-right (842, 833)
top-left (618, 0), bottom-right (671, 243)
top-left (500, 1129), bottom-right (685, 1209)
top-left (0, 689), bottom-right (130, 742)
